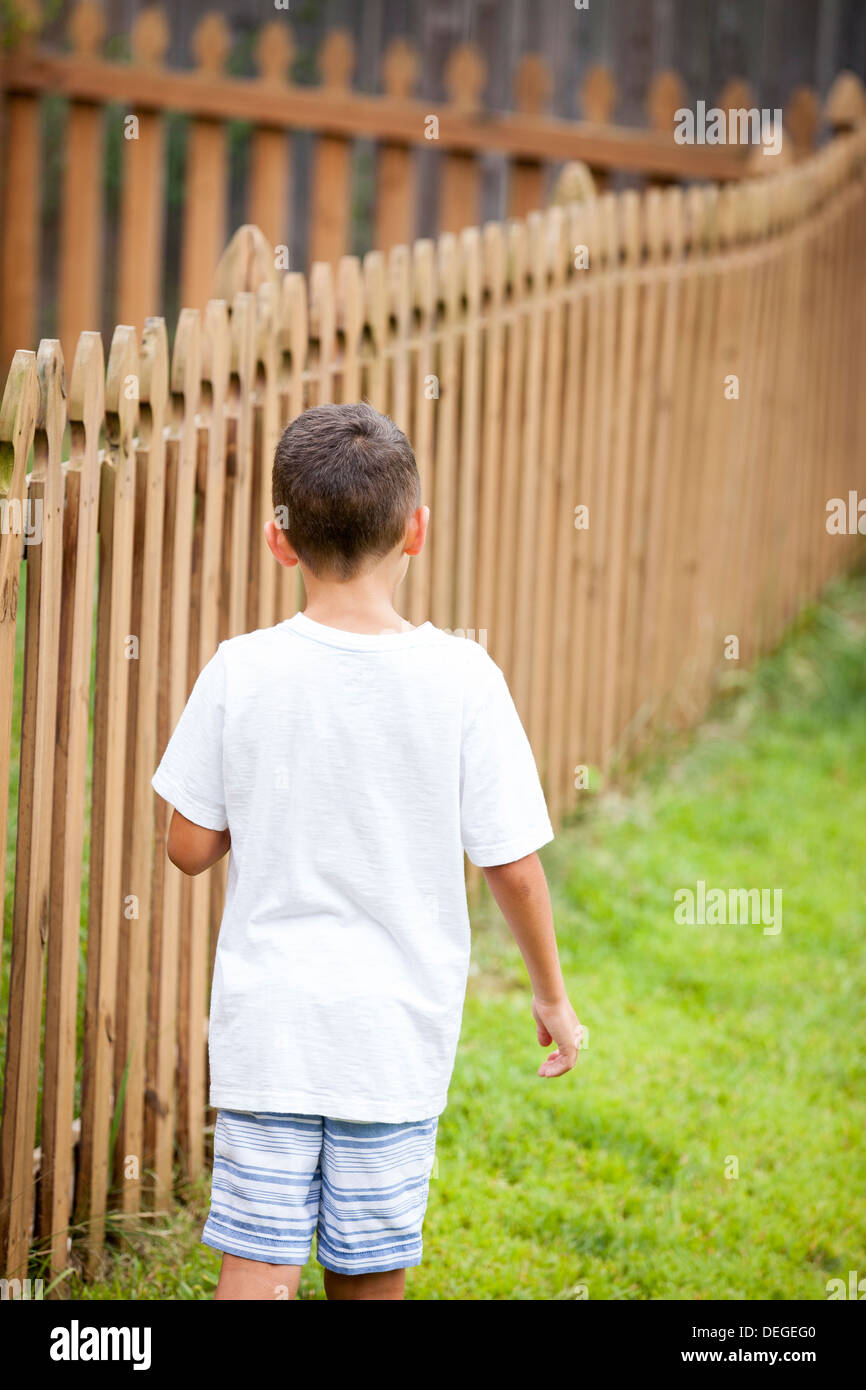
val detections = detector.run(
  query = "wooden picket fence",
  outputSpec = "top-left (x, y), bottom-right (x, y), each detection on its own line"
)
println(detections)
top-left (2, 118), bottom-right (866, 1289)
top-left (3, 0), bottom-right (865, 375)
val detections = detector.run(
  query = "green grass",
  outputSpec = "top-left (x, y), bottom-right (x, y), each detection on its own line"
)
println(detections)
top-left (27, 568), bottom-right (866, 1299)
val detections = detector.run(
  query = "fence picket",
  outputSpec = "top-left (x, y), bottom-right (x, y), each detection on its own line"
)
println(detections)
top-left (39, 332), bottom-right (104, 1280)
top-left (0, 344), bottom-right (60, 1279)
top-left (115, 318), bottom-right (168, 1213)
top-left (149, 310), bottom-right (200, 1208)
top-left (77, 324), bottom-right (138, 1271)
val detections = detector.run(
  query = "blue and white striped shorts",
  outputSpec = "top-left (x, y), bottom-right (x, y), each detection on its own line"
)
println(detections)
top-left (202, 1110), bottom-right (439, 1275)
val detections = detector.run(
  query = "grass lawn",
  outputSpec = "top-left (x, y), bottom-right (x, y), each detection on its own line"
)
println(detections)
top-left (37, 569), bottom-right (866, 1299)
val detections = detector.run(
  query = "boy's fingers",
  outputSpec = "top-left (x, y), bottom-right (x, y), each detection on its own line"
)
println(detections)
top-left (538, 1042), bottom-right (578, 1077)
top-left (538, 1053), bottom-right (568, 1077)
top-left (536, 1020), bottom-right (553, 1045)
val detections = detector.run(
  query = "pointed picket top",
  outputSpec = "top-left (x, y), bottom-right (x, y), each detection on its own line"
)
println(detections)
top-left (386, 244), bottom-right (414, 366)
top-left (733, 179), bottom-right (756, 244)
top-left (200, 300), bottom-right (230, 401)
top-left (277, 272), bottom-right (308, 381)
top-left (770, 170), bottom-right (793, 233)
top-left (360, 254), bottom-right (385, 409)
top-left (362, 251), bottom-right (387, 348)
top-left (309, 261), bottom-right (336, 371)
top-left (68, 0), bottom-right (105, 57)
top-left (684, 184), bottom-right (718, 255)
top-left (505, 216), bottom-right (528, 298)
top-left (577, 189), bottom-right (601, 265)
top-left (168, 309), bottom-right (202, 423)
top-left (481, 221), bottom-right (506, 306)
top-left (683, 185), bottom-right (702, 252)
top-left (382, 37), bottom-right (418, 100)
top-left (702, 184), bottom-right (720, 251)
top-left (579, 65), bottom-right (617, 124)
top-left (716, 182), bottom-right (740, 251)
top-left (105, 325), bottom-right (139, 513)
top-left (336, 256), bottom-right (364, 346)
top-left (68, 331), bottom-right (105, 442)
top-left (308, 265), bottom-right (334, 403)
top-left (524, 209), bottom-right (548, 293)
top-left (191, 12), bottom-right (231, 75)
top-left (748, 178), bottom-right (771, 241)
top-left (735, 180), bottom-right (756, 244)
top-left (785, 85), bottom-right (819, 157)
top-left (514, 54), bottom-right (551, 116)
top-left (411, 240), bottom-right (436, 322)
top-left (824, 70), bottom-right (865, 130)
top-left (361, 253), bottom-right (387, 406)
top-left (764, 168), bottom-right (788, 234)
top-left (642, 186), bottom-right (666, 261)
top-left (229, 292), bottom-right (256, 385)
top-left (213, 225), bottom-right (279, 302)
top-left (592, 192), bottom-right (617, 271)
top-left (717, 78), bottom-right (756, 116)
top-left (254, 280), bottom-right (279, 368)
top-left (445, 43), bottom-right (486, 113)
top-left (251, 284), bottom-right (279, 518)
top-left (436, 233), bottom-right (460, 317)
top-left (662, 184), bottom-right (685, 259)
top-left (2, 0), bottom-right (43, 53)
top-left (551, 160), bottom-right (596, 206)
top-left (255, 18), bottom-right (293, 84)
top-left (562, 195), bottom-right (589, 272)
top-left (105, 325), bottom-right (139, 417)
top-left (33, 340), bottom-right (66, 479)
top-left (542, 205), bottom-right (567, 287)
top-left (745, 120), bottom-right (794, 175)
top-left (646, 70), bottom-right (686, 134)
top-left (318, 29), bottom-right (355, 90)
top-left (0, 350), bottom-right (37, 623)
top-left (387, 243), bottom-right (412, 336)
top-left (616, 190), bottom-right (640, 267)
top-left (138, 317), bottom-right (169, 443)
top-left (0, 350), bottom-right (38, 498)
top-left (131, 6), bottom-right (169, 67)
top-left (459, 226), bottom-right (483, 312)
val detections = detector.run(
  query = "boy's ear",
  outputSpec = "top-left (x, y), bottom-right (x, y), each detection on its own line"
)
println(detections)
top-left (404, 504), bottom-right (429, 557)
top-left (264, 519), bottom-right (299, 568)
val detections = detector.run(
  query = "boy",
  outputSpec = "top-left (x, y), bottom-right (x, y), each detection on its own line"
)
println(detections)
top-left (152, 402), bottom-right (581, 1301)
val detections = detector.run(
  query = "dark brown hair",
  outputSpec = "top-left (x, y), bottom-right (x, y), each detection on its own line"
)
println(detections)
top-left (272, 402), bottom-right (421, 581)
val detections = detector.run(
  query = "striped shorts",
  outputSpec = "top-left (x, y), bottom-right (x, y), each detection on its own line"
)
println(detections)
top-left (202, 1109), bottom-right (439, 1275)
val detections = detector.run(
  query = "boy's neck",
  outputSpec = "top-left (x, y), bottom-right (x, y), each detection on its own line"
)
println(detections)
top-left (300, 583), bottom-right (414, 636)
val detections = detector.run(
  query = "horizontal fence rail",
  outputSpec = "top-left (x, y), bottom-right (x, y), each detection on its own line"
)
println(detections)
top-left (1, 121), bottom-right (866, 1287)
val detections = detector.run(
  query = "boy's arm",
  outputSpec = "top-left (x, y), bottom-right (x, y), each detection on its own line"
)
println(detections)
top-left (482, 851), bottom-right (582, 1078)
top-left (166, 807), bottom-right (230, 876)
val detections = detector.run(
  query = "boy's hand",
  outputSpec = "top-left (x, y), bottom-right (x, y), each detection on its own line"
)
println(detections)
top-left (532, 995), bottom-right (583, 1077)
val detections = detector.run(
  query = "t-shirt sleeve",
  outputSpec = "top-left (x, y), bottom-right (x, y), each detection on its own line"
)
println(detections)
top-left (459, 654), bottom-right (555, 867)
top-left (151, 645), bottom-right (228, 831)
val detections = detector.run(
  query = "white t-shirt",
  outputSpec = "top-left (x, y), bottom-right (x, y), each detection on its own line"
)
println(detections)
top-left (151, 611), bottom-right (554, 1122)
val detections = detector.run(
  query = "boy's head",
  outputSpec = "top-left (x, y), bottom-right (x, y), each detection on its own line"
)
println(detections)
top-left (271, 403), bottom-right (423, 583)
